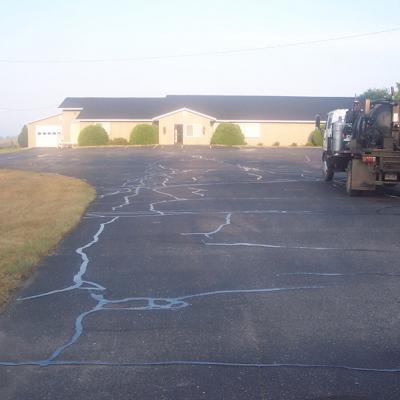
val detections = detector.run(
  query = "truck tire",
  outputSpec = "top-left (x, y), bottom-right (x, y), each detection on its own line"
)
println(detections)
top-left (346, 161), bottom-right (361, 196)
top-left (322, 153), bottom-right (334, 181)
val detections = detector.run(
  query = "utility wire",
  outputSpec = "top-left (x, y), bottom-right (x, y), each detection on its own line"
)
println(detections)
top-left (0, 106), bottom-right (58, 111)
top-left (0, 27), bottom-right (399, 64)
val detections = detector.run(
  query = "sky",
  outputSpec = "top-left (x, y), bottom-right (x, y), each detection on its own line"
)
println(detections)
top-left (0, 0), bottom-right (399, 136)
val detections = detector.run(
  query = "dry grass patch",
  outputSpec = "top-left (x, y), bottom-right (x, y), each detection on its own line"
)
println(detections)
top-left (0, 147), bottom-right (22, 154)
top-left (0, 169), bottom-right (95, 307)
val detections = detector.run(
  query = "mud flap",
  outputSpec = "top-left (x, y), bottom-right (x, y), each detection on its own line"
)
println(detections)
top-left (349, 159), bottom-right (376, 191)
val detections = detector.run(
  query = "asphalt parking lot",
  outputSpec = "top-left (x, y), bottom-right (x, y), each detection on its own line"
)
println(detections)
top-left (1, 146), bottom-right (400, 400)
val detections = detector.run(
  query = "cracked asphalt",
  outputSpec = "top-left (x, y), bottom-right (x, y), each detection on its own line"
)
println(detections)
top-left (1, 146), bottom-right (400, 400)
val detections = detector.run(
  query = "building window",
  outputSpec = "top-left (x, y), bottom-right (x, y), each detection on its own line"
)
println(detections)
top-left (203, 126), bottom-right (206, 135)
top-left (186, 125), bottom-right (194, 137)
top-left (163, 126), bottom-right (167, 135)
top-left (185, 124), bottom-right (202, 137)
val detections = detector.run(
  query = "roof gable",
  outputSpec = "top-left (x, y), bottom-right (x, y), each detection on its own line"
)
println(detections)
top-left (153, 107), bottom-right (217, 121)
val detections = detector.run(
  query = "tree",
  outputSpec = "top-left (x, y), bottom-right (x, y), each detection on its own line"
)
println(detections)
top-left (395, 82), bottom-right (400, 101)
top-left (359, 83), bottom-right (400, 101)
top-left (359, 87), bottom-right (390, 101)
top-left (129, 124), bottom-right (158, 145)
top-left (210, 123), bottom-right (245, 146)
top-left (78, 125), bottom-right (109, 146)
top-left (17, 125), bottom-right (28, 147)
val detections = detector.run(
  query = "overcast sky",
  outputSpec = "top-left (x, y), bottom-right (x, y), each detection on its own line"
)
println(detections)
top-left (0, 0), bottom-right (399, 137)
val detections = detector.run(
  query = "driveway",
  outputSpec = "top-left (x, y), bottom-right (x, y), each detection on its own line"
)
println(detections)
top-left (1, 147), bottom-right (400, 399)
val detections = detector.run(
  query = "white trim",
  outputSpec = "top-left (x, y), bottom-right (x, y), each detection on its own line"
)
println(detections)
top-left (76, 118), bottom-right (153, 122)
top-left (27, 113), bottom-right (63, 125)
top-left (61, 107), bottom-right (83, 111)
top-left (153, 108), bottom-right (217, 121)
top-left (77, 118), bottom-right (324, 124)
top-left (217, 119), bottom-right (322, 124)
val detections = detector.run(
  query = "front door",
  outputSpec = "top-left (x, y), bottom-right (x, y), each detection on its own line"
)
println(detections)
top-left (174, 124), bottom-right (183, 144)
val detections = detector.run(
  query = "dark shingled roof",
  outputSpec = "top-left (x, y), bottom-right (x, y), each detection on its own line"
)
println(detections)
top-left (59, 95), bottom-right (354, 121)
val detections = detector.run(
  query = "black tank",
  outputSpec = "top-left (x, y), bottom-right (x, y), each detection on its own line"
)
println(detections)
top-left (352, 101), bottom-right (392, 148)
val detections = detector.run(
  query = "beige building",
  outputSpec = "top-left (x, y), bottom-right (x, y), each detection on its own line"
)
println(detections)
top-left (26, 95), bottom-right (354, 147)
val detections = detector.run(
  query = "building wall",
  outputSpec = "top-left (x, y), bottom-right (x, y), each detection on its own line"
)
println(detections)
top-left (27, 109), bottom-right (316, 147)
top-left (158, 110), bottom-right (213, 145)
top-left (62, 111), bottom-right (81, 142)
top-left (76, 121), bottom-right (152, 142)
top-left (27, 114), bottom-right (63, 147)
top-left (214, 121), bottom-right (315, 146)
top-left (257, 122), bottom-right (314, 146)
top-left (110, 122), bottom-right (152, 140)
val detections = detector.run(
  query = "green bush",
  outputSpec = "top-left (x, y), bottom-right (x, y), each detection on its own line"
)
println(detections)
top-left (310, 129), bottom-right (323, 147)
top-left (18, 125), bottom-right (28, 148)
top-left (272, 141), bottom-right (280, 146)
top-left (78, 125), bottom-right (109, 146)
top-left (129, 124), bottom-right (159, 145)
top-left (290, 142), bottom-right (298, 147)
top-left (210, 123), bottom-right (245, 146)
top-left (109, 137), bottom-right (128, 145)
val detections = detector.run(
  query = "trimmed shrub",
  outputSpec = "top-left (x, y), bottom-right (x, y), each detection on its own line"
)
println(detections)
top-left (309, 129), bottom-right (323, 147)
top-left (18, 125), bottom-right (28, 148)
top-left (272, 141), bottom-right (280, 146)
top-left (210, 123), bottom-right (245, 146)
top-left (78, 125), bottom-right (108, 146)
top-left (129, 124), bottom-right (159, 145)
top-left (290, 142), bottom-right (298, 147)
top-left (109, 137), bottom-right (128, 145)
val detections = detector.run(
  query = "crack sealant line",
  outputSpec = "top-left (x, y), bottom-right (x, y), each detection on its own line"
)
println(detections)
top-left (149, 187), bottom-right (188, 215)
top-left (44, 285), bottom-right (323, 361)
top-left (83, 209), bottom-right (318, 219)
top-left (161, 178), bottom-right (320, 189)
top-left (2, 359), bottom-right (400, 373)
top-left (247, 172), bottom-right (263, 181)
top-left (18, 160), bottom-right (160, 301)
top-left (18, 217), bottom-right (119, 301)
top-left (46, 308), bottom-right (99, 363)
top-left (112, 178), bottom-right (145, 211)
top-left (181, 213), bottom-right (232, 238)
top-left (87, 285), bottom-right (321, 313)
top-left (277, 272), bottom-right (400, 277)
top-left (73, 217), bottom-right (119, 285)
top-left (99, 188), bottom-right (131, 199)
top-left (152, 187), bottom-right (184, 201)
top-left (203, 242), bottom-right (393, 253)
top-left (149, 198), bottom-right (189, 216)
top-left (189, 187), bottom-right (207, 197)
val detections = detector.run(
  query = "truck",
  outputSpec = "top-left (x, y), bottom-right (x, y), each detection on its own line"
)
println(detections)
top-left (322, 94), bottom-right (400, 196)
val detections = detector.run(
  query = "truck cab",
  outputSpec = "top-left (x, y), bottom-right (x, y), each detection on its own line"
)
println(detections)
top-left (323, 109), bottom-right (348, 152)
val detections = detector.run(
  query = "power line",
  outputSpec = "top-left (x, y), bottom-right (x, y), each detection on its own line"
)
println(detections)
top-left (1, 27), bottom-right (399, 64)
top-left (0, 106), bottom-right (58, 111)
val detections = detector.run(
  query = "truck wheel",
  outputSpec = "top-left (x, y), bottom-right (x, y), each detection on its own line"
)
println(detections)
top-left (322, 154), bottom-right (334, 181)
top-left (346, 161), bottom-right (361, 196)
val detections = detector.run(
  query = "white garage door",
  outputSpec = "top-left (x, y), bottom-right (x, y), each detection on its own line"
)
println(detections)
top-left (36, 125), bottom-right (62, 147)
